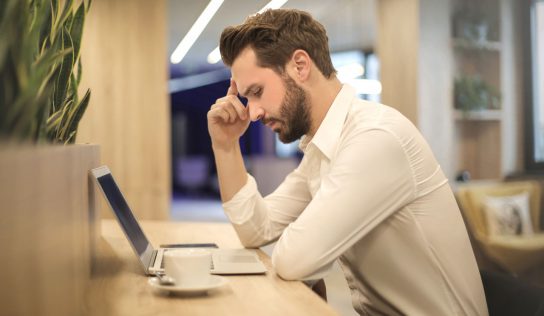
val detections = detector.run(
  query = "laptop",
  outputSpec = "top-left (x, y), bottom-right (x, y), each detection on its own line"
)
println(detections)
top-left (91, 165), bottom-right (267, 275)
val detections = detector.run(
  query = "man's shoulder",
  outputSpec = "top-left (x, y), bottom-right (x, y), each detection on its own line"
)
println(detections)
top-left (346, 99), bottom-right (412, 131)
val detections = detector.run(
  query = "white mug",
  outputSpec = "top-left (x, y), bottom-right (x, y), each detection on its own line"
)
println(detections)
top-left (163, 249), bottom-right (212, 287)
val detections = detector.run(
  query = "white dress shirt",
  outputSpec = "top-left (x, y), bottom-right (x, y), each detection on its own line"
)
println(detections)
top-left (223, 85), bottom-right (488, 315)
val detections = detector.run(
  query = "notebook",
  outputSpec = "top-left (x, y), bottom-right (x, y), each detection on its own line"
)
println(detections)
top-left (91, 165), bottom-right (267, 275)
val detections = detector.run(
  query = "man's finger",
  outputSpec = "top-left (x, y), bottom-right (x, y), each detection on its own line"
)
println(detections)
top-left (222, 103), bottom-right (238, 123)
top-left (208, 107), bottom-right (230, 122)
top-left (229, 97), bottom-right (248, 120)
top-left (227, 78), bottom-right (238, 96)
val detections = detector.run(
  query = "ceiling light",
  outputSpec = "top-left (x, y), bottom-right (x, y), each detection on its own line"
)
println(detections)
top-left (207, 0), bottom-right (288, 64)
top-left (207, 47), bottom-right (221, 64)
top-left (171, 0), bottom-right (224, 64)
top-left (257, 0), bottom-right (288, 14)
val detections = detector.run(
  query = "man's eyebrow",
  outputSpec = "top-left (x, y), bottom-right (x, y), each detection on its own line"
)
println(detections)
top-left (240, 83), bottom-right (259, 97)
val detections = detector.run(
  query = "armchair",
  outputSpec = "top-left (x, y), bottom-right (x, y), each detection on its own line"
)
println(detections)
top-left (456, 181), bottom-right (544, 274)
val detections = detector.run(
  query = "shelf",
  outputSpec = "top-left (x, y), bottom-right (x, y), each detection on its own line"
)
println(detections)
top-left (452, 38), bottom-right (502, 52)
top-left (450, 0), bottom-right (510, 181)
top-left (454, 109), bottom-right (502, 121)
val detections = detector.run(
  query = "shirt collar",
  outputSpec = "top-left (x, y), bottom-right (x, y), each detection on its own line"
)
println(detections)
top-left (299, 84), bottom-right (356, 159)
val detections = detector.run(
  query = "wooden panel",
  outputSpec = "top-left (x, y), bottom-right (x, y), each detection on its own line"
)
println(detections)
top-left (378, 0), bottom-right (457, 179)
top-left (84, 220), bottom-right (338, 316)
top-left (0, 145), bottom-right (100, 316)
top-left (77, 0), bottom-right (170, 220)
top-left (456, 121), bottom-right (502, 179)
top-left (418, 0), bottom-right (456, 180)
top-left (377, 0), bottom-right (419, 125)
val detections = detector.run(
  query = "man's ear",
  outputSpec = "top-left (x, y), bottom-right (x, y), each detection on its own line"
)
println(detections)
top-left (290, 49), bottom-right (311, 82)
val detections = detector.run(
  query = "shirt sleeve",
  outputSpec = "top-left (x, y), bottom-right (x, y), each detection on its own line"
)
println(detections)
top-left (222, 166), bottom-right (312, 248)
top-left (272, 128), bottom-right (417, 280)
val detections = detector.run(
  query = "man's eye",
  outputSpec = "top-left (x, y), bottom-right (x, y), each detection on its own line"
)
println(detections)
top-left (253, 88), bottom-right (262, 97)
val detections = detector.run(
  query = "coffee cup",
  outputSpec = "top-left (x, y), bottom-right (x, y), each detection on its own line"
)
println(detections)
top-left (163, 249), bottom-right (212, 287)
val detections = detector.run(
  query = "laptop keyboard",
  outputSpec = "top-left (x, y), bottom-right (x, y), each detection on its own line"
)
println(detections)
top-left (160, 258), bottom-right (214, 269)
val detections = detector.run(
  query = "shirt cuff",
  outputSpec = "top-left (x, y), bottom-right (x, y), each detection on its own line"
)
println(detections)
top-left (222, 173), bottom-right (259, 224)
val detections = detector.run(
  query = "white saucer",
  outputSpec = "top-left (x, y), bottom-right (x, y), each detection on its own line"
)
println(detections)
top-left (148, 275), bottom-right (228, 295)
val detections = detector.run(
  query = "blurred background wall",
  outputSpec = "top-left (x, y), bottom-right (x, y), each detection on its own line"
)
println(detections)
top-left (71, 0), bottom-right (537, 224)
top-left (77, 0), bottom-right (171, 220)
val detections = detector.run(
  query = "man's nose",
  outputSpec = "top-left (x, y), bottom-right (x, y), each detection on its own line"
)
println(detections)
top-left (248, 102), bottom-right (264, 122)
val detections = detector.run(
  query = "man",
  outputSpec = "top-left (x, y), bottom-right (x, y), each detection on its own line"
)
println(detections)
top-left (207, 8), bottom-right (488, 316)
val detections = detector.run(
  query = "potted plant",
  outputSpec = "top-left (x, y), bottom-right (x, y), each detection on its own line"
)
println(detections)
top-left (0, 0), bottom-right (91, 143)
top-left (454, 75), bottom-right (501, 114)
top-left (0, 1), bottom-right (101, 315)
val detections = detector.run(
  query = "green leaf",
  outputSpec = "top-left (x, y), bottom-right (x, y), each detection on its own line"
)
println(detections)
top-left (35, 81), bottom-right (54, 142)
top-left (65, 130), bottom-right (77, 144)
top-left (50, 0), bottom-right (59, 39)
top-left (46, 108), bottom-right (63, 127)
top-left (54, 0), bottom-right (74, 35)
top-left (0, 0), bottom-right (91, 144)
top-left (76, 58), bottom-right (82, 84)
top-left (56, 98), bottom-right (74, 139)
top-left (11, 72), bottom-right (55, 142)
top-left (0, 1), bottom-right (21, 67)
top-left (85, 0), bottom-right (92, 13)
top-left (69, 72), bottom-right (78, 104)
top-left (6, 46), bottom-right (62, 135)
top-left (63, 89), bottom-right (90, 143)
top-left (70, 2), bottom-right (85, 62)
top-left (53, 27), bottom-right (74, 113)
top-left (46, 108), bottom-right (63, 141)
top-left (51, 0), bottom-right (59, 23)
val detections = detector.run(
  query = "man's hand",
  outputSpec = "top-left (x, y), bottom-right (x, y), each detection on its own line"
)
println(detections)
top-left (207, 79), bottom-right (250, 151)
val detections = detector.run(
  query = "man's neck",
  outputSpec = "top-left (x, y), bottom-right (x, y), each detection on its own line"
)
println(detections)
top-left (306, 76), bottom-right (343, 137)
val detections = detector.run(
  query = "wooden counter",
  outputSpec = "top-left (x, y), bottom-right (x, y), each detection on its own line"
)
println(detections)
top-left (84, 220), bottom-right (339, 316)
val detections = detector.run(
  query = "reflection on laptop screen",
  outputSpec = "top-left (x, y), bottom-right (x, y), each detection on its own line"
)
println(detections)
top-left (96, 173), bottom-right (149, 256)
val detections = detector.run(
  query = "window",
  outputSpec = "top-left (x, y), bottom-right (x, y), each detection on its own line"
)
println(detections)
top-left (525, 0), bottom-right (544, 170)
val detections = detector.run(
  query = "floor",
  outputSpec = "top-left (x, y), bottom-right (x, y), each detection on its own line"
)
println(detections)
top-left (172, 197), bottom-right (359, 316)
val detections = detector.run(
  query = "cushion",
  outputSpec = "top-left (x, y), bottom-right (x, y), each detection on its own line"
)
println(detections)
top-left (482, 192), bottom-right (534, 236)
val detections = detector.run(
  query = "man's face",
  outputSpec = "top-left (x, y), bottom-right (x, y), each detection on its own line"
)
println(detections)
top-left (232, 48), bottom-right (311, 143)
top-left (272, 75), bottom-right (311, 143)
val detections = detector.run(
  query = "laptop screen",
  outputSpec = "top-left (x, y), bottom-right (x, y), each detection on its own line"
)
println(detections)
top-left (93, 167), bottom-right (155, 271)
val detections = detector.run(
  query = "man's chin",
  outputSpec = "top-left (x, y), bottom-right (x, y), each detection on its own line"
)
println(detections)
top-left (277, 132), bottom-right (300, 144)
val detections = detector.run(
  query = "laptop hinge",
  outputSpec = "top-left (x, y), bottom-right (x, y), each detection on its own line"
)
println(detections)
top-left (148, 250), bottom-right (158, 274)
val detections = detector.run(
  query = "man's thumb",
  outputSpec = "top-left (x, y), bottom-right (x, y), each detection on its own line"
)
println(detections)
top-left (227, 78), bottom-right (238, 96)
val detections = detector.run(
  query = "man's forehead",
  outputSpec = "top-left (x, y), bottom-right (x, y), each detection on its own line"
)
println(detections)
top-left (231, 49), bottom-right (258, 86)
top-left (231, 47), bottom-right (282, 95)
top-left (232, 69), bottom-right (264, 97)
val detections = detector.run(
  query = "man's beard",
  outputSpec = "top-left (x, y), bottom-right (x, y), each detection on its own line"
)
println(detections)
top-left (263, 75), bottom-right (311, 144)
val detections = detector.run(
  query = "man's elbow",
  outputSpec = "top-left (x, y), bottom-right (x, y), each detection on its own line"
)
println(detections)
top-left (233, 225), bottom-right (278, 249)
top-left (272, 254), bottom-right (309, 280)
top-left (236, 231), bottom-right (270, 249)
top-left (274, 263), bottom-right (301, 281)
top-left (239, 238), bottom-right (262, 249)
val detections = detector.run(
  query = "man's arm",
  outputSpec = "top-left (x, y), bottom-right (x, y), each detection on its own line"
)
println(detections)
top-left (212, 142), bottom-right (247, 202)
top-left (222, 169), bottom-right (312, 248)
top-left (209, 79), bottom-right (312, 248)
top-left (207, 79), bottom-right (250, 202)
top-left (272, 129), bottom-right (416, 280)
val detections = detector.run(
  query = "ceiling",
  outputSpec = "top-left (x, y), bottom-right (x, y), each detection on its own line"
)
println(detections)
top-left (167, 0), bottom-right (377, 74)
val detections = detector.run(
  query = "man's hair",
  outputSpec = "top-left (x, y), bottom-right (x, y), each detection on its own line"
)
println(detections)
top-left (219, 9), bottom-right (336, 78)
